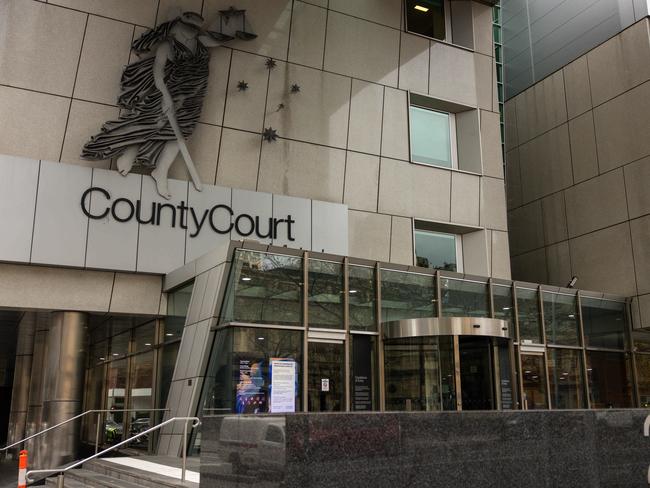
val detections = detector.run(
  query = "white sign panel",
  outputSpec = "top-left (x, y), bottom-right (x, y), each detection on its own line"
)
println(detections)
top-left (270, 359), bottom-right (297, 413)
top-left (0, 155), bottom-right (349, 274)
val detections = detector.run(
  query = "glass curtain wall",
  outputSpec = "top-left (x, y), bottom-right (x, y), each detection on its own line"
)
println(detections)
top-left (82, 284), bottom-right (190, 450)
top-left (196, 248), bottom-right (640, 421)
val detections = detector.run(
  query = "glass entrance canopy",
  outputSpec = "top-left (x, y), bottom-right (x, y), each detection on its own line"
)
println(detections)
top-left (190, 244), bottom-right (636, 417)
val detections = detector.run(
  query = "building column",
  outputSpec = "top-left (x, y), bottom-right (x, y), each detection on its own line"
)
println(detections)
top-left (39, 312), bottom-right (87, 468)
top-left (6, 312), bottom-right (36, 455)
top-left (24, 313), bottom-right (49, 465)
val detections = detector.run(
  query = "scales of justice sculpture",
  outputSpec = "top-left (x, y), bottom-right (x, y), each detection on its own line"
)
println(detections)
top-left (81, 10), bottom-right (256, 199)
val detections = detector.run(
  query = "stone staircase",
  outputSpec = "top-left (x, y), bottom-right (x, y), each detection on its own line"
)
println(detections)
top-left (43, 458), bottom-right (200, 488)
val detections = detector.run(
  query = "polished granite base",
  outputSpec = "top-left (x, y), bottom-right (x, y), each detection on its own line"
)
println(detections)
top-left (200, 410), bottom-right (650, 487)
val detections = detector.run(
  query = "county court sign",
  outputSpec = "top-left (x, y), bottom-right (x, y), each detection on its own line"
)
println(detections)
top-left (0, 155), bottom-right (348, 274)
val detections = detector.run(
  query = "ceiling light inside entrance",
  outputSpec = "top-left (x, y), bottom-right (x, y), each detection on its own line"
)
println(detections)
top-left (414, 5), bottom-right (429, 12)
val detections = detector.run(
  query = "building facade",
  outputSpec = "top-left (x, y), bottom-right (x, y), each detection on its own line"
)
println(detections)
top-left (505, 17), bottom-right (650, 331)
top-left (501, 0), bottom-right (650, 97)
top-left (1, 0), bottom-right (642, 473)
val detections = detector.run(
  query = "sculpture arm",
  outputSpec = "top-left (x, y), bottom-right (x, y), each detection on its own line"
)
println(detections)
top-left (152, 41), bottom-right (175, 116)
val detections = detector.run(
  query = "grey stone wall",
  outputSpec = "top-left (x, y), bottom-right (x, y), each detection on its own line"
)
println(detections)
top-left (0, 0), bottom-right (509, 276)
top-left (200, 410), bottom-right (650, 487)
top-left (505, 17), bottom-right (650, 328)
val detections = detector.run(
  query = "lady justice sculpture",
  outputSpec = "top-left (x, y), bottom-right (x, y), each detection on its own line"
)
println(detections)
top-left (82, 11), bottom-right (253, 199)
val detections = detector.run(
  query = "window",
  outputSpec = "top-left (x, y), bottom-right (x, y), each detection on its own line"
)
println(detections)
top-left (405, 0), bottom-right (446, 41)
top-left (381, 270), bottom-right (436, 322)
top-left (440, 278), bottom-right (489, 318)
top-left (221, 250), bottom-right (303, 326)
top-left (543, 292), bottom-right (580, 346)
top-left (409, 105), bottom-right (454, 168)
top-left (414, 229), bottom-right (460, 272)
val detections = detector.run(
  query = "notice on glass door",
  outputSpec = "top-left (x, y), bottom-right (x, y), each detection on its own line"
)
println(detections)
top-left (270, 358), bottom-right (296, 413)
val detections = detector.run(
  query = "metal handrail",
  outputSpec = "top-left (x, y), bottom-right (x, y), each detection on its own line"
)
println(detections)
top-left (1, 408), bottom-right (169, 456)
top-left (26, 416), bottom-right (201, 485)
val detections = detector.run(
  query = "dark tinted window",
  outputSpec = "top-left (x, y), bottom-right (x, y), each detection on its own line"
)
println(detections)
top-left (405, 0), bottom-right (446, 40)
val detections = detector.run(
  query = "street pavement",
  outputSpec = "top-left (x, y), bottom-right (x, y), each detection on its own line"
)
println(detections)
top-left (0, 458), bottom-right (18, 488)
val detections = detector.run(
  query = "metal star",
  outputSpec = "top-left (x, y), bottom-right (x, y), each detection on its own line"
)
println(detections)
top-left (265, 57), bottom-right (276, 70)
top-left (237, 80), bottom-right (249, 91)
top-left (262, 127), bottom-right (278, 142)
top-left (290, 83), bottom-right (301, 93)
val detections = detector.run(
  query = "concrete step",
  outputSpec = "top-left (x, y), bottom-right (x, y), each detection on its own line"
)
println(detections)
top-left (44, 474), bottom-right (87, 488)
top-left (83, 459), bottom-right (199, 488)
top-left (65, 468), bottom-right (146, 488)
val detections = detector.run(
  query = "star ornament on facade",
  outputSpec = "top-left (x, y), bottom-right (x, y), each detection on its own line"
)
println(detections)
top-left (237, 80), bottom-right (249, 91)
top-left (265, 57), bottom-right (276, 70)
top-left (262, 127), bottom-right (278, 142)
top-left (290, 83), bottom-right (301, 93)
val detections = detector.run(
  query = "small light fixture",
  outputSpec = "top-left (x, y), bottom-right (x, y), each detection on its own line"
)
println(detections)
top-left (145, 343), bottom-right (152, 346)
top-left (349, 289), bottom-right (358, 294)
top-left (568, 314), bottom-right (575, 319)
top-left (242, 277), bottom-right (252, 281)
top-left (414, 5), bottom-right (429, 12)
top-left (502, 307), bottom-right (511, 311)
top-left (566, 276), bottom-right (578, 288)
top-left (99, 357), bottom-right (105, 361)
top-left (166, 333), bottom-right (173, 337)
top-left (112, 353), bottom-right (119, 356)
top-left (258, 337), bottom-right (265, 341)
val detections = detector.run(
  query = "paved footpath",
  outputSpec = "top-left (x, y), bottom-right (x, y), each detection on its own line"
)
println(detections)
top-left (0, 459), bottom-right (18, 488)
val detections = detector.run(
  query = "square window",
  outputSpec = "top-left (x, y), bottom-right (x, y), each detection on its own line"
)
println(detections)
top-left (409, 105), bottom-right (453, 168)
top-left (414, 229), bottom-right (459, 271)
top-left (405, 0), bottom-right (446, 41)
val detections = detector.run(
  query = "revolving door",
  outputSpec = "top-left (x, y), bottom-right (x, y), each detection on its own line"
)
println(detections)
top-left (383, 317), bottom-right (515, 411)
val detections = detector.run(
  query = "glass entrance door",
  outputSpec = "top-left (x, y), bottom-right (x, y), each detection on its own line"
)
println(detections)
top-left (384, 335), bottom-right (513, 411)
top-left (459, 337), bottom-right (494, 410)
top-left (308, 341), bottom-right (344, 412)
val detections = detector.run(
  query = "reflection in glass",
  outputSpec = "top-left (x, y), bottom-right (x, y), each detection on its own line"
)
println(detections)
top-left (201, 327), bottom-right (303, 416)
top-left (635, 354), bottom-right (650, 407)
top-left (221, 250), bottom-right (303, 326)
top-left (350, 335), bottom-right (378, 411)
top-left (82, 364), bottom-right (105, 443)
top-left (384, 336), bottom-right (455, 411)
top-left (582, 298), bottom-right (627, 350)
top-left (165, 281), bottom-right (193, 340)
top-left (308, 341), bottom-right (344, 412)
top-left (543, 292), bottom-right (579, 346)
top-left (521, 354), bottom-right (547, 409)
top-left (348, 265), bottom-right (376, 332)
top-left (134, 321), bottom-right (156, 353)
top-left (381, 270), bottom-right (436, 322)
top-left (106, 359), bottom-right (127, 443)
top-left (586, 351), bottom-right (633, 408)
top-left (634, 329), bottom-right (650, 353)
top-left (459, 337), bottom-right (494, 410)
top-left (517, 288), bottom-right (542, 344)
top-left (414, 230), bottom-right (457, 271)
top-left (90, 340), bottom-right (108, 365)
top-left (547, 348), bottom-right (585, 409)
top-left (128, 351), bottom-right (154, 449)
top-left (308, 260), bottom-right (343, 329)
top-left (410, 106), bottom-right (452, 167)
top-left (441, 278), bottom-right (489, 318)
top-left (110, 331), bottom-right (130, 359)
top-left (493, 284), bottom-right (514, 326)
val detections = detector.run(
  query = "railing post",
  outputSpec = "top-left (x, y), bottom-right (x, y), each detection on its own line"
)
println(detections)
top-left (95, 412), bottom-right (101, 454)
top-left (56, 473), bottom-right (64, 488)
top-left (182, 420), bottom-right (188, 482)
